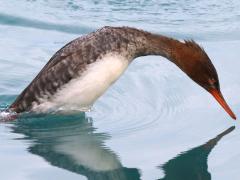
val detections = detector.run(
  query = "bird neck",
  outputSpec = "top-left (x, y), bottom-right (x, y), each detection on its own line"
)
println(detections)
top-left (133, 32), bottom-right (192, 75)
top-left (139, 33), bottom-right (183, 63)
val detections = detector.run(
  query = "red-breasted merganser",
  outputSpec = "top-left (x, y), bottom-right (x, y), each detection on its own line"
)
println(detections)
top-left (9, 26), bottom-right (236, 119)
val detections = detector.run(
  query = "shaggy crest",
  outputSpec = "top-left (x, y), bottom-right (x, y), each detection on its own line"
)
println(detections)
top-left (184, 39), bottom-right (206, 53)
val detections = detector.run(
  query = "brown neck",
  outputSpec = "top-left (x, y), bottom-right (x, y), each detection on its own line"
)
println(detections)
top-left (135, 32), bottom-right (193, 74)
top-left (139, 33), bottom-right (182, 60)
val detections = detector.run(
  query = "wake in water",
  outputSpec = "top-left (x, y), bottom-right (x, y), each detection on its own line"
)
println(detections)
top-left (0, 109), bottom-right (17, 122)
top-left (0, 107), bottom-right (92, 122)
top-left (0, 93), bottom-right (93, 122)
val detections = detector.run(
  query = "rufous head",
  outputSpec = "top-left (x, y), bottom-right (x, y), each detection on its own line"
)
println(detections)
top-left (172, 40), bottom-right (236, 120)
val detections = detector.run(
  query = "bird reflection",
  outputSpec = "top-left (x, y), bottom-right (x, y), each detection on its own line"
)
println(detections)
top-left (10, 113), bottom-right (141, 180)
top-left (158, 126), bottom-right (235, 180)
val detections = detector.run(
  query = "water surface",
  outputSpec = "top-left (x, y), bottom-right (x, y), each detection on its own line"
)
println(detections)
top-left (0, 1), bottom-right (240, 180)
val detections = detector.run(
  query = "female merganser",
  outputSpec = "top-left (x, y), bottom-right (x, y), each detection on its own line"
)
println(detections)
top-left (9, 26), bottom-right (236, 119)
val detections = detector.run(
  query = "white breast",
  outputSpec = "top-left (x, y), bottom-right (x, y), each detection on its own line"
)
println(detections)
top-left (32, 53), bottom-right (130, 112)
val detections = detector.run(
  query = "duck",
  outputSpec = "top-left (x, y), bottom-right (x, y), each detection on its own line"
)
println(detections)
top-left (9, 26), bottom-right (236, 119)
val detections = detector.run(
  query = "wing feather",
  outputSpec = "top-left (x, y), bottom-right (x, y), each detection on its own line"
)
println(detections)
top-left (10, 38), bottom-right (89, 112)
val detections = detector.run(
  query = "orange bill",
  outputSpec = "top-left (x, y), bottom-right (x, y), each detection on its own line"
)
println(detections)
top-left (209, 89), bottom-right (236, 120)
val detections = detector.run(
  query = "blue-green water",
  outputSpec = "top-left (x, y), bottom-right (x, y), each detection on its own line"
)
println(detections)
top-left (0, 1), bottom-right (240, 180)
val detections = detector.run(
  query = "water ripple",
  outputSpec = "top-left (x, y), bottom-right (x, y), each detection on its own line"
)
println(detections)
top-left (0, 13), bottom-right (93, 34)
top-left (1, 0), bottom-right (240, 40)
top-left (89, 59), bottom-right (188, 137)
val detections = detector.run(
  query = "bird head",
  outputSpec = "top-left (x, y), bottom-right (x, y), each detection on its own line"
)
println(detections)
top-left (172, 40), bottom-right (236, 120)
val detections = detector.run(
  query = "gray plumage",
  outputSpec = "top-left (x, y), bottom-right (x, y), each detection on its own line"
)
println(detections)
top-left (10, 26), bottom-right (153, 112)
top-left (10, 26), bottom-right (227, 118)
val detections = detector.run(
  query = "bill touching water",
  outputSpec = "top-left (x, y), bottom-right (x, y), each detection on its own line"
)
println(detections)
top-left (0, 112), bottom-right (236, 180)
top-left (0, 0), bottom-right (240, 180)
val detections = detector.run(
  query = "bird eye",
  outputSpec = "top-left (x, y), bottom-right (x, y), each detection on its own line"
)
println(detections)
top-left (208, 78), bottom-right (216, 85)
top-left (210, 78), bottom-right (220, 90)
top-left (208, 78), bottom-right (219, 89)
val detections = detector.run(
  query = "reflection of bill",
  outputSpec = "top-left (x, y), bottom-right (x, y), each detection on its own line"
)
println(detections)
top-left (12, 113), bottom-right (140, 180)
top-left (158, 126), bottom-right (235, 180)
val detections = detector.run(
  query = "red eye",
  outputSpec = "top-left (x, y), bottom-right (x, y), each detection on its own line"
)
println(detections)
top-left (208, 78), bottom-right (216, 85)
